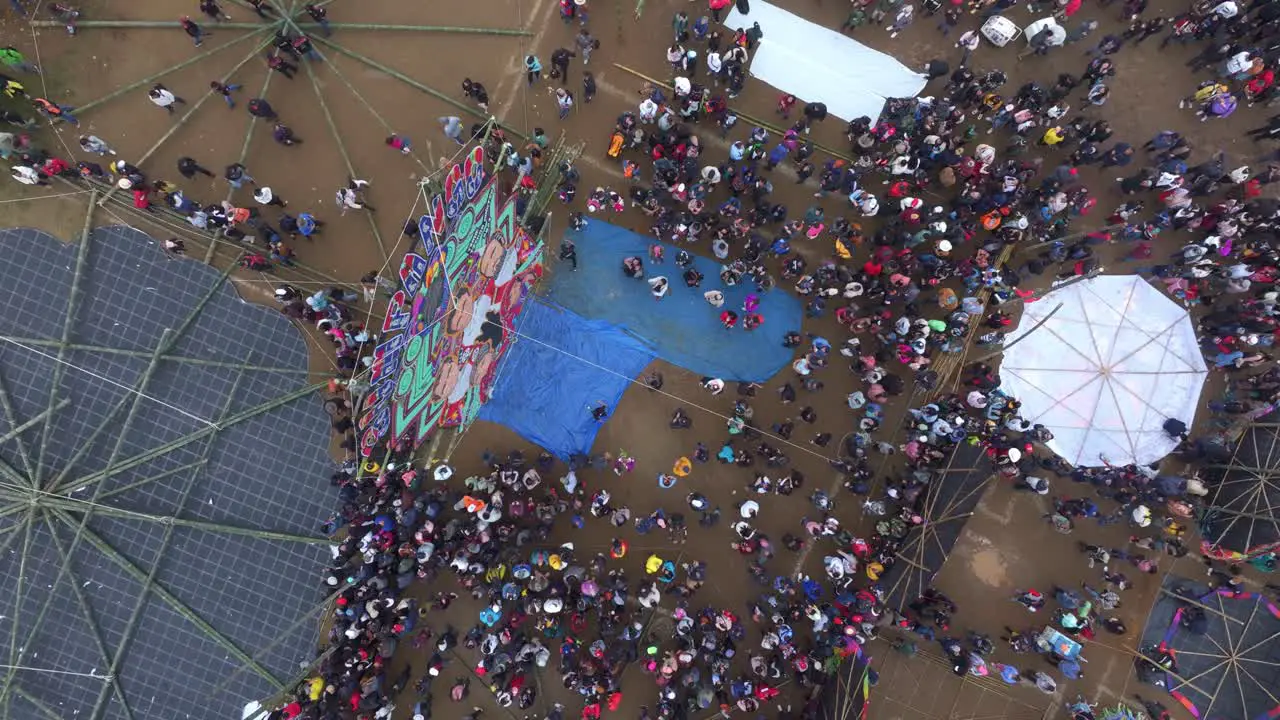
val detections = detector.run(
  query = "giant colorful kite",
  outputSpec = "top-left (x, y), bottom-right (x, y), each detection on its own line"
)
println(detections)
top-left (358, 147), bottom-right (544, 457)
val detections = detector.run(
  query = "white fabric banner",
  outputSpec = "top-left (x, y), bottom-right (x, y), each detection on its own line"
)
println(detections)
top-left (999, 275), bottom-right (1208, 467)
top-left (724, 0), bottom-right (926, 123)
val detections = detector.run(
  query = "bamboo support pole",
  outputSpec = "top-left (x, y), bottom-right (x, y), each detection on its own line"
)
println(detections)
top-left (0, 398), bottom-right (69, 447)
top-left (0, 338), bottom-right (313, 374)
top-left (290, 31), bottom-right (431, 178)
top-left (211, 585), bottom-right (351, 704)
top-left (58, 381), bottom-right (326, 496)
top-left (49, 254), bottom-right (242, 492)
top-left (310, 36), bottom-right (526, 140)
top-left (0, 453), bottom-right (30, 492)
top-left (87, 367), bottom-right (247, 720)
top-left (12, 686), bottom-right (61, 720)
top-left (0, 338), bottom-right (314, 373)
top-left (968, 302), bottom-right (1064, 364)
top-left (310, 23), bottom-right (530, 33)
top-left (99, 36), bottom-right (275, 209)
top-left (0, 373), bottom-right (37, 481)
top-left (241, 645), bottom-right (339, 720)
top-left (96, 460), bottom-right (207, 501)
top-left (611, 63), bottom-right (857, 163)
top-left (211, 57), bottom-right (277, 263)
top-left (42, 514), bottom-right (137, 720)
top-left (34, 191), bottom-right (96, 486)
top-left (47, 507), bottom-right (284, 689)
top-left (0, 331), bottom-right (172, 708)
top-left (295, 33), bottom-right (389, 263)
top-left (0, 504), bottom-right (28, 525)
top-left (91, 183), bottom-right (349, 286)
top-left (32, 20), bottom-right (530, 34)
top-left (2, 512), bottom-right (34, 708)
top-left (72, 29), bottom-right (271, 114)
top-left (41, 497), bottom-right (330, 545)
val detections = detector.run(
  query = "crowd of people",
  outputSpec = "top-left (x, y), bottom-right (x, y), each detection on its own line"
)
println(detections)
top-left (6, 0), bottom-right (1280, 720)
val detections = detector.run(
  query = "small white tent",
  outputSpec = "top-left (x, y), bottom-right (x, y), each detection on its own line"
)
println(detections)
top-left (723, 1), bottom-right (926, 124)
top-left (999, 275), bottom-right (1208, 467)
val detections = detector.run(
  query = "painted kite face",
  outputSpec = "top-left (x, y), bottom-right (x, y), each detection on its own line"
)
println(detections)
top-left (431, 356), bottom-right (461, 405)
top-left (478, 236), bottom-right (506, 278)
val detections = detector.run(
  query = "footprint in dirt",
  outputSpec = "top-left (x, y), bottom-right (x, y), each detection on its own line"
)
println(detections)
top-left (967, 547), bottom-right (1010, 587)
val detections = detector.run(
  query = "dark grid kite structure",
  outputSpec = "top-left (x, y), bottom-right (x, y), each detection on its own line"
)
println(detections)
top-left (0, 226), bottom-right (335, 720)
top-left (878, 443), bottom-right (991, 611)
top-left (1138, 575), bottom-right (1280, 720)
top-left (1199, 421), bottom-right (1280, 555)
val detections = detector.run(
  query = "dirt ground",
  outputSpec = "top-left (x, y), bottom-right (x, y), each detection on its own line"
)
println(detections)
top-left (3, 0), bottom-right (1276, 719)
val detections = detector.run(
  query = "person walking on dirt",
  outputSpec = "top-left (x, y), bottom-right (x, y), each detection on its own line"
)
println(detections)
top-left (198, 0), bottom-right (231, 22)
top-left (550, 47), bottom-right (575, 83)
top-left (224, 162), bottom-right (255, 189)
top-left (178, 156), bottom-right (214, 179)
top-left (78, 135), bottom-right (116, 156)
top-left (271, 121), bottom-right (300, 145)
top-left (179, 16), bottom-right (205, 47)
top-left (247, 97), bottom-right (277, 120)
top-left (149, 84), bottom-right (186, 114)
top-left (438, 116), bottom-right (465, 145)
top-left (254, 186), bottom-right (288, 208)
top-left (524, 55), bottom-right (542, 85)
top-left (209, 80), bottom-right (240, 108)
top-left (266, 52), bottom-right (297, 79)
top-left (461, 79), bottom-right (489, 111)
top-left (575, 29), bottom-right (597, 64)
top-left (246, 0), bottom-right (276, 18)
top-left (555, 88), bottom-right (574, 119)
top-left (0, 46), bottom-right (39, 74)
top-left (336, 178), bottom-right (374, 213)
top-left (304, 4), bottom-right (331, 35)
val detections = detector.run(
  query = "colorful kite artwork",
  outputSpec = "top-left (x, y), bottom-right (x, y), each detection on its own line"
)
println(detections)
top-left (358, 147), bottom-right (544, 457)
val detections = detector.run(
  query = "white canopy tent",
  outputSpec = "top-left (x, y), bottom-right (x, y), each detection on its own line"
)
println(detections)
top-left (723, 0), bottom-right (926, 124)
top-left (999, 275), bottom-right (1208, 467)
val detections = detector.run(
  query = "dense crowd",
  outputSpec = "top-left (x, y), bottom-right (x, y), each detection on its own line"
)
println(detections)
top-left (7, 1), bottom-right (1280, 720)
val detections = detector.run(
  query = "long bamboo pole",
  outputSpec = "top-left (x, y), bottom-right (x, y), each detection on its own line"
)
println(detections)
top-left (58, 381), bottom-right (326, 495)
top-left (95, 460), bottom-right (206, 501)
top-left (47, 507), bottom-right (285, 688)
top-left (211, 54), bottom-right (277, 263)
top-left (295, 36), bottom-right (389, 263)
top-left (0, 373), bottom-right (38, 483)
top-left (86, 366), bottom-right (246, 720)
top-left (47, 255), bottom-right (242, 492)
top-left (310, 36), bottom-right (526, 140)
top-left (2, 512), bottom-right (34, 713)
top-left (98, 36), bottom-right (275, 211)
top-left (0, 398), bottom-right (69, 447)
top-left (0, 338), bottom-right (313, 373)
top-left (72, 28), bottom-right (271, 114)
top-left (42, 513), bottom-right (137, 720)
top-left (32, 20), bottom-right (530, 35)
top-left (0, 331), bottom-right (172, 708)
top-left (41, 497), bottom-right (331, 545)
top-left (32, 190), bottom-right (96, 488)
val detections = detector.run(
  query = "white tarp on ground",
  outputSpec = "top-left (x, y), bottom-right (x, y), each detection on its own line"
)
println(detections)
top-left (999, 275), bottom-right (1208, 468)
top-left (724, 0), bottom-right (926, 124)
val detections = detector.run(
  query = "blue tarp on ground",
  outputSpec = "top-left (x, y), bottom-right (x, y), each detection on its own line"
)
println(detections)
top-left (542, 218), bottom-right (803, 382)
top-left (478, 299), bottom-right (656, 459)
